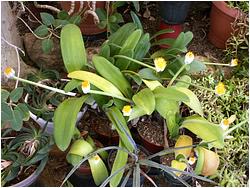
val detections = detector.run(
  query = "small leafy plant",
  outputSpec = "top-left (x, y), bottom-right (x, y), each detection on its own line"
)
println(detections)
top-left (1, 126), bottom-right (52, 186)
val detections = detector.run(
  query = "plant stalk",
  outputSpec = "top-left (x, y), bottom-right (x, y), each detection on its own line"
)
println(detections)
top-left (167, 64), bottom-right (187, 87)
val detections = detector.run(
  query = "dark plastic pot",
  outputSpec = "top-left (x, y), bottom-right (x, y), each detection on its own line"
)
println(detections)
top-left (68, 164), bottom-right (96, 187)
top-left (107, 145), bottom-right (150, 187)
top-left (158, 2), bottom-right (191, 24)
top-left (208, 1), bottom-right (242, 49)
top-left (162, 170), bottom-right (193, 187)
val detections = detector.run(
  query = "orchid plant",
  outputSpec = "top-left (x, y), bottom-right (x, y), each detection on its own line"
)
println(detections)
top-left (3, 20), bottom-right (247, 186)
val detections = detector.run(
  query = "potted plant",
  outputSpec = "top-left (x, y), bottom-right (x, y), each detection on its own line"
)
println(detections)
top-left (22, 69), bottom-right (86, 134)
top-left (1, 125), bottom-right (52, 187)
top-left (208, 1), bottom-right (248, 49)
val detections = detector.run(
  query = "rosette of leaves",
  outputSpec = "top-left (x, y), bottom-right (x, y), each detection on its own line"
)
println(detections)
top-left (34, 11), bottom-right (81, 54)
top-left (1, 126), bottom-right (52, 186)
top-left (24, 69), bottom-right (67, 122)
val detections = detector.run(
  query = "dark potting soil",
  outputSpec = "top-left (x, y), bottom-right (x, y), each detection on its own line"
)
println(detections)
top-left (137, 121), bottom-right (164, 146)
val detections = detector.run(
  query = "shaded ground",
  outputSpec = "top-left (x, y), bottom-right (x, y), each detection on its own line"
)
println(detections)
top-left (15, 1), bottom-right (228, 187)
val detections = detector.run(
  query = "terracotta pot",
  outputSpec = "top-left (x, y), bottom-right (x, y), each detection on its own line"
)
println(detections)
top-left (60, 1), bottom-right (106, 35)
top-left (208, 1), bottom-right (242, 49)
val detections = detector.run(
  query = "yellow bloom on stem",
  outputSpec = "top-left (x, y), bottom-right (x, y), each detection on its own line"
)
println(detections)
top-left (154, 57), bottom-right (167, 72)
top-left (81, 80), bottom-right (90, 94)
top-left (230, 59), bottom-right (238, 67)
top-left (188, 156), bottom-right (197, 165)
top-left (220, 115), bottom-right (236, 130)
top-left (215, 82), bottom-right (226, 96)
top-left (184, 51), bottom-right (194, 64)
top-left (122, 105), bottom-right (132, 116)
top-left (4, 67), bottom-right (15, 78)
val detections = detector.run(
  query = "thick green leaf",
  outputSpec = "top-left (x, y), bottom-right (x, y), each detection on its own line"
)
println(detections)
top-left (132, 88), bottom-right (155, 115)
top-left (34, 25), bottom-right (49, 37)
top-left (131, 1), bottom-right (140, 11)
top-left (142, 79), bottom-right (162, 91)
top-left (138, 68), bottom-right (159, 80)
top-left (99, 42), bottom-right (110, 59)
top-left (68, 139), bottom-right (94, 157)
top-left (106, 106), bottom-right (134, 152)
top-left (40, 12), bottom-right (55, 26)
top-left (130, 11), bottom-right (143, 30)
top-left (15, 103), bottom-right (30, 121)
top-left (119, 29), bottom-right (142, 54)
top-left (188, 59), bottom-right (207, 74)
top-left (9, 87), bottom-right (23, 103)
top-left (60, 24), bottom-right (87, 72)
top-left (175, 87), bottom-right (203, 116)
top-left (54, 95), bottom-right (89, 151)
top-left (1, 89), bottom-right (10, 102)
top-left (150, 28), bottom-right (174, 40)
top-left (1, 102), bottom-right (12, 124)
top-left (113, 13), bottom-right (124, 23)
top-left (53, 19), bottom-right (69, 28)
top-left (64, 79), bottom-right (82, 92)
top-left (153, 87), bottom-right (189, 102)
top-left (133, 33), bottom-right (150, 62)
top-left (110, 141), bottom-right (128, 187)
top-left (175, 75), bottom-right (191, 88)
top-left (89, 155), bottom-right (109, 186)
top-left (68, 71), bottom-right (124, 97)
top-left (180, 115), bottom-right (224, 148)
top-left (151, 38), bottom-right (175, 47)
top-left (114, 49), bottom-right (134, 70)
top-left (92, 55), bottom-right (132, 98)
top-left (11, 109), bottom-right (23, 131)
top-left (42, 38), bottom-right (53, 54)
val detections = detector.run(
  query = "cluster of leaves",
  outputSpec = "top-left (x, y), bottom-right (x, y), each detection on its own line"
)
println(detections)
top-left (23, 69), bottom-right (67, 121)
top-left (192, 75), bottom-right (249, 186)
top-left (34, 11), bottom-right (81, 54)
top-left (1, 126), bottom-right (52, 186)
top-left (96, 1), bottom-right (140, 34)
top-left (1, 87), bottom-right (29, 131)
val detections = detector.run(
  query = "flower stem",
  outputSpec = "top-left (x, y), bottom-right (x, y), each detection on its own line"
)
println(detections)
top-left (89, 90), bottom-right (132, 103)
top-left (224, 120), bottom-right (248, 136)
top-left (167, 64), bottom-right (187, 87)
top-left (162, 78), bottom-right (215, 92)
top-left (114, 55), bottom-right (156, 71)
top-left (13, 76), bottom-right (76, 96)
top-left (203, 62), bottom-right (232, 67)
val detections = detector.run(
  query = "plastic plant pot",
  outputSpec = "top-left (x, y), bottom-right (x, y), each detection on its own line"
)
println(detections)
top-left (158, 1), bottom-right (191, 24)
top-left (162, 170), bottom-right (193, 187)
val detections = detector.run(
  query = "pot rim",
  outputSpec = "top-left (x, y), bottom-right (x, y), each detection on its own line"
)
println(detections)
top-left (212, 1), bottom-right (242, 18)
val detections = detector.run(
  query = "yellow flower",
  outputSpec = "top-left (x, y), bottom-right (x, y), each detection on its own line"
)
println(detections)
top-left (230, 59), bottom-right (238, 67)
top-left (215, 82), bottom-right (226, 96)
top-left (184, 51), bottom-right (194, 64)
top-left (81, 80), bottom-right (90, 94)
top-left (122, 105), bottom-right (132, 116)
top-left (188, 156), bottom-right (197, 165)
top-left (154, 57), bottom-right (167, 72)
top-left (220, 115), bottom-right (236, 130)
top-left (4, 67), bottom-right (15, 78)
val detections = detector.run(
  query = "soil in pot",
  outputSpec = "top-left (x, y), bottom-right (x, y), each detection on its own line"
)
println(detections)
top-left (108, 145), bottom-right (150, 187)
top-left (78, 109), bottom-right (119, 145)
top-left (137, 119), bottom-right (175, 154)
top-left (160, 154), bottom-right (194, 187)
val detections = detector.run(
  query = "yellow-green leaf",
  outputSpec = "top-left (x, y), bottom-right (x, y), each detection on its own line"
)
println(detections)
top-left (181, 115), bottom-right (224, 148)
top-left (174, 135), bottom-right (193, 159)
top-left (132, 88), bottom-right (155, 115)
top-left (54, 95), bottom-right (89, 151)
top-left (142, 79), bottom-right (162, 91)
top-left (68, 71), bottom-right (124, 97)
top-left (175, 87), bottom-right (203, 116)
